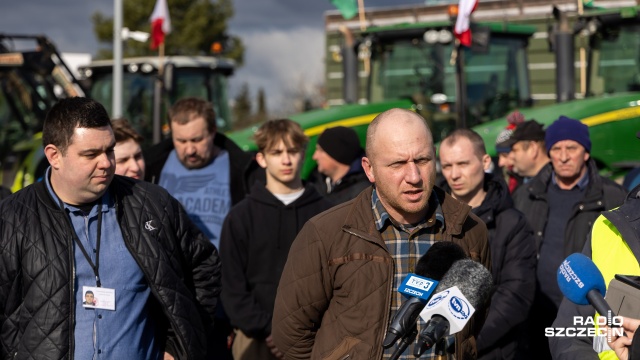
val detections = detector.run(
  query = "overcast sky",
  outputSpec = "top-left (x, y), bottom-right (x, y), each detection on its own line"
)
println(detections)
top-left (0, 0), bottom-right (426, 113)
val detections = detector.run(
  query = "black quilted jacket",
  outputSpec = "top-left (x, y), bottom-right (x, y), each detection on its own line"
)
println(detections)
top-left (0, 175), bottom-right (221, 360)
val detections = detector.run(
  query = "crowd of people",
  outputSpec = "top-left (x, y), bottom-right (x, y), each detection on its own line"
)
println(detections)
top-left (0, 96), bottom-right (638, 360)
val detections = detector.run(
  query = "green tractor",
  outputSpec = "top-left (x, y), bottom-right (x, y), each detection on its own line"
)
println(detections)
top-left (2, 49), bottom-right (237, 192)
top-left (0, 34), bottom-right (86, 191)
top-left (228, 19), bottom-right (537, 178)
top-left (228, 6), bottom-right (640, 180)
top-left (474, 6), bottom-right (640, 177)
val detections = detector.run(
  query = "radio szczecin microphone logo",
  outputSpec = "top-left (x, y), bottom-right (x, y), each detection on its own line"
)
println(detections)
top-left (544, 314), bottom-right (624, 339)
top-left (546, 257), bottom-right (624, 340)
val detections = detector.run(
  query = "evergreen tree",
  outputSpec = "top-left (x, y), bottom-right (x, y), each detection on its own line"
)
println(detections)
top-left (232, 82), bottom-right (252, 130)
top-left (92, 0), bottom-right (244, 64)
top-left (255, 87), bottom-right (268, 123)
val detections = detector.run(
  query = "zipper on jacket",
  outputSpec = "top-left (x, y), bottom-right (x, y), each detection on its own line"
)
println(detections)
top-left (342, 227), bottom-right (386, 250)
top-left (116, 202), bottom-right (190, 359)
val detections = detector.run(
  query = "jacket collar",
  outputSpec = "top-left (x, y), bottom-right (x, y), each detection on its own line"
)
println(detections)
top-left (527, 159), bottom-right (604, 200)
top-left (371, 188), bottom-right (444, 231)
top-left (472, 172), bottom-right (513, 223)
top-left (341, 186), bottom-right (472, 244)
top-left (603, 194), bottom-right (640, 264)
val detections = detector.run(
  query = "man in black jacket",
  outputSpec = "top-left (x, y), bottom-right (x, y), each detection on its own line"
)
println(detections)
top-left (512, 115), bottom-right (627, 359)
top-left (0, 97), bottom-right (221, 360)
top-left (144, 97), bottom-right (253, 358)
top-left (220, 119), bottom-right (331, 359)
top-left (310, 126), bottom-right (370, 205)
top-left (439, 128), bottom-right (536, 360)
top-left (144, 97), bottom-right (253, 249)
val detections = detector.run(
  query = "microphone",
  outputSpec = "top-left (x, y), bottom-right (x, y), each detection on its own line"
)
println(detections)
top-left (415, 259), bottom-right (493, 357)
top-left (556, 253), bottom-right (614, 319)
top-left (382, 242), bottom-right (468, 353)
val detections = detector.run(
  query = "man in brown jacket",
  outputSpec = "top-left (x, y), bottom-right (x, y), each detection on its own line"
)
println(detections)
top-left (272, 108), bottom-right (491, 360)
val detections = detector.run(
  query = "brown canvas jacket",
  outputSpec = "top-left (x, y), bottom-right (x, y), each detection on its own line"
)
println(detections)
top-left (272, 186), bottom-right (490, 360)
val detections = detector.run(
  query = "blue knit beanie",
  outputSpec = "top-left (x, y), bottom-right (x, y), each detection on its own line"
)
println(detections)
top-left (545, 116), bottom-right (591, 153)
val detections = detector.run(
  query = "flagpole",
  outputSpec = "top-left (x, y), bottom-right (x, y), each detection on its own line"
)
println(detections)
top-left (113, 0), bottom-right (123, 118)
top-left (357, 0), bottom-right (366, 31)
top-left (357, 0), bottom-right (370, 77)
top-left (152, 41), bottom-right (164, 144)
top-left (578, 0), bottom-right (586, 96)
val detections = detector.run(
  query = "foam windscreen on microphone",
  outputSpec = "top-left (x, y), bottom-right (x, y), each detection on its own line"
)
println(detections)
top-left (415, 241), bottom-right (468, 281)
top-left (435, 259), bottom-right (493, 309)
top-left (557, 253), bottom-right (606, 306)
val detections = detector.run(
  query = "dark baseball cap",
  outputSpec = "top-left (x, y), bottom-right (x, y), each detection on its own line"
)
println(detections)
top-left (503, 119), bottom-right (545, 148)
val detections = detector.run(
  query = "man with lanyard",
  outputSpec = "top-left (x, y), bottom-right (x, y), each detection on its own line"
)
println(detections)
top-left (0, 97), bottom-right (221, 359)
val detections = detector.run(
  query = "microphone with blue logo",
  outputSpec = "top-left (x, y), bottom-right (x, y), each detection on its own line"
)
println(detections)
top-left (557, 253), bottom-right (616, 322)
top-left (414, 259), bottom-right (493, 357)
top-left (383, 242), bottom-right (468, 360)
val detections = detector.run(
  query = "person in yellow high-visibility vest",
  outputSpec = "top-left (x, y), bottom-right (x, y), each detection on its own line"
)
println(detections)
top-left (550, 185), bottom-right (640, 360)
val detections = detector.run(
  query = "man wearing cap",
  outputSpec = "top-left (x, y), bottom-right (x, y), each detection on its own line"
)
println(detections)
top-left (512, 115), bottom-right (627, 359)
top-left (311, 126), bottom-right (371, 205)
top-left (505, 119), bottom-right (549, 183)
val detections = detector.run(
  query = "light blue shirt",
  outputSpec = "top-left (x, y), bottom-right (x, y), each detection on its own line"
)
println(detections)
top-left (45, 168), bottom-right (161, 360)
top-left (159, 149), bottom-right (231, 249)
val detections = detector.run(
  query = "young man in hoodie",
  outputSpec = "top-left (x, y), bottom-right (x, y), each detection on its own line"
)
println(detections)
top-left (439, 128), bottom-right (536, 360)
top-left (219, 119), bottom-right (332, 360)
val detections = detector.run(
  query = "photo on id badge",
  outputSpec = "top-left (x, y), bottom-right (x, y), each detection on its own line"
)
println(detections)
top-left (82, 286), bottom-right (116, 310)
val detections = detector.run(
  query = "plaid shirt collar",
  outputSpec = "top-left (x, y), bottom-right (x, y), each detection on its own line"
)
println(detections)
top-left (372, 187), bottom-right (444, 232)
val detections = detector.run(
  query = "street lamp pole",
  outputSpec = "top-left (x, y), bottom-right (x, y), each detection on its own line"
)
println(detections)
top-left (112, 0), bottom-right (123, 118)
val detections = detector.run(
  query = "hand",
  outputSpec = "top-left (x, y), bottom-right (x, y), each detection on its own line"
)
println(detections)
top-left (163, 352), bottom-right (175, 360)
top-left (266, 335), bottom-right (284, 359)
top-left (606, 316), bottom-right (640, 360)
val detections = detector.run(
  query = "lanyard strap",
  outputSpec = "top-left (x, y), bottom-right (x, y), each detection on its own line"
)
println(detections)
top-left (73, 210), bottom-right (103, 287)
top-left (60, 199), bottom-right (104, 287)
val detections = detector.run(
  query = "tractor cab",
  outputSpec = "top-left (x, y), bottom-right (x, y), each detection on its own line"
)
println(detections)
top-left (361, 21), bottom-right (535, 142)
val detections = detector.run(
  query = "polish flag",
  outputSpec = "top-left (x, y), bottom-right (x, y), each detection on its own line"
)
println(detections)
top-left (454, 0), bottom-right (478, 47)
top-left (150, 0), bottom-right (171, 50)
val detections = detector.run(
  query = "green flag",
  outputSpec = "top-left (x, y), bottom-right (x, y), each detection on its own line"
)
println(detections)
top-left (331, 0), bottom-right (358, 20)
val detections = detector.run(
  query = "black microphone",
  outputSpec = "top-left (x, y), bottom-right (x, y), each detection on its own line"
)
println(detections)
top-left (414, 259), bottom-right (493, 357)
top-left (382, 241), bottom-right (467, 357)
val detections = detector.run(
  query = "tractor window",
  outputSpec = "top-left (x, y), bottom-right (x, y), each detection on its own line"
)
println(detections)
top-left (370, 39), bottom-right (454, 103)
top-left (172, 70), bottom-right (231, 131)
top-left (88, 72), bottom-right (155, 145)
top-left (0, 70), bottom-right (50, 152)
top-left (588, 24), bottom-right (640, 96)
top-left (369, 32), bottom-right (531, 135)
top-left (464, 36), bottom-right (531, 123)
top-left (88, 67), bottom-right (232, 144)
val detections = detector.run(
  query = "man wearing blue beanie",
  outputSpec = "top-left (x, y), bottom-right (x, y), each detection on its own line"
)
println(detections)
top-left (512, 115), bottom-right (627, 360)
top-left (544, 115), bottom-right (592, 154)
